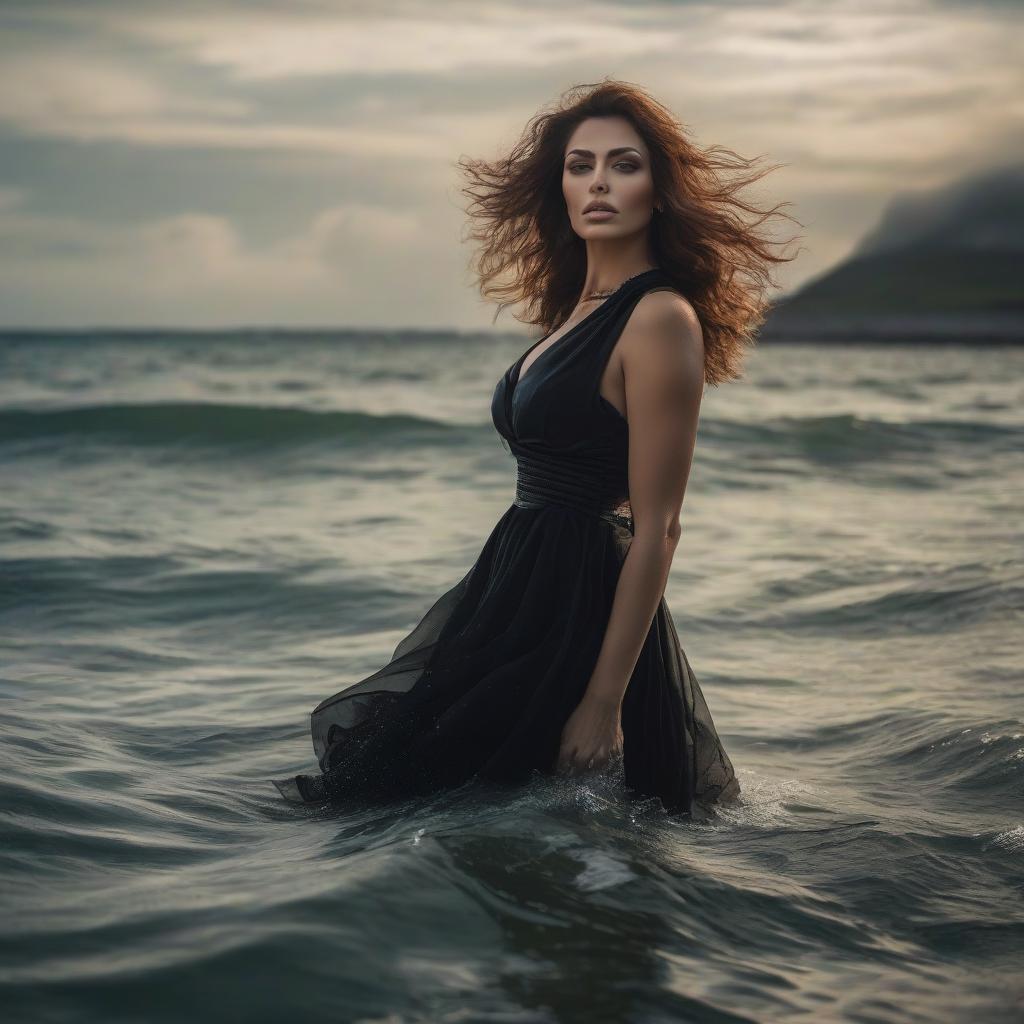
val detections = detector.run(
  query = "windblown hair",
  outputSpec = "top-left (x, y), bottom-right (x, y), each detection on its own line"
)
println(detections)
top-left (456, 78), bottom-right (802, 386)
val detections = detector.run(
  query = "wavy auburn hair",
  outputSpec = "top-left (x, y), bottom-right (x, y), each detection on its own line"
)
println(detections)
top-left (456, 79), bottom-right (802, 386)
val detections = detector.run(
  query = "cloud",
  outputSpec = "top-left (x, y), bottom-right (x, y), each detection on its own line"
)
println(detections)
top-left (114, 5), bottom-right (683, 81)
top-left (0, 53), bottom-right (460, 156)
top-left (0, 201), bottom-right (438, 325)
top-left (0, 185), bottom-right (27, 211)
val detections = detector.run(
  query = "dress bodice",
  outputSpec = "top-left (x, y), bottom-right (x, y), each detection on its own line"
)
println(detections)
top-left (490, 268), bottom-right (675, 524)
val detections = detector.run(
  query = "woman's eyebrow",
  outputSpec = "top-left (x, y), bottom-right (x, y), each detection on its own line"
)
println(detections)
top-left (565, 147), bottom-right (644, 159)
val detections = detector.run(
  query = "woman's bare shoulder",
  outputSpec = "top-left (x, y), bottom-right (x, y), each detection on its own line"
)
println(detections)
top-left (620, 288), bottom-right (703, 360)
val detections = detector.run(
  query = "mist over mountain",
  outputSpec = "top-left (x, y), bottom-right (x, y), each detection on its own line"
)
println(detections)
top-left (763, 163), bottom-right (1024, 342)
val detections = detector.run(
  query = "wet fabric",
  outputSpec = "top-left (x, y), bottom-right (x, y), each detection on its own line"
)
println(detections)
top-left (272, 268), bottom-right (740, 817)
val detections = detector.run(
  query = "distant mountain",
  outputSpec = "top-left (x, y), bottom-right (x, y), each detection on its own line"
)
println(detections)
top-left (762, 163), bottom-right (1024, 342)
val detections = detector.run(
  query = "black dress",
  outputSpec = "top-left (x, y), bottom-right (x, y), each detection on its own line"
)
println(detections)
top-left (272, 268), bottom-right (740, 817)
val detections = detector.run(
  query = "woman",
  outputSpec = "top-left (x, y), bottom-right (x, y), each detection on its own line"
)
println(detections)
top-left (273, 79), bottom-right (797, 817)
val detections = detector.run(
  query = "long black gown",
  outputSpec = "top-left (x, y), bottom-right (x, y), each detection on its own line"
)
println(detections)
top-left (272, 268), bottom-right (740, 817)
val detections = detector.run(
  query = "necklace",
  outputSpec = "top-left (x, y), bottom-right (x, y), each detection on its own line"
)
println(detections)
top-left (579, 267), bottom-right (656, 304)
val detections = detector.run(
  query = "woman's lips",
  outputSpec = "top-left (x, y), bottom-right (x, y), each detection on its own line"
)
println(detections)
top-left (584, 209), bottom-right (617, 219)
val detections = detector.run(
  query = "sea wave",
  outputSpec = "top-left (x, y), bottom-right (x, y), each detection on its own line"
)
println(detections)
top-left (0, 402), bottom-right (456, 448)
top-left (702, 412), bottom-right (1022, 459)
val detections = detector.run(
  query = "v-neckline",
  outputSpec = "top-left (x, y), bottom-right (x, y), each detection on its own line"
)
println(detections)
top-left (510, 268), bottom-right (660, 396)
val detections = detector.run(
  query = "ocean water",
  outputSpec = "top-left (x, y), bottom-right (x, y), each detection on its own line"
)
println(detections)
top-left (0, 330), bottom-right (1021, 1024)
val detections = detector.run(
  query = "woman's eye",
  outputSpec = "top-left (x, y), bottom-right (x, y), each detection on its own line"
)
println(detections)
top-left (568, 162), bottom-right (638, 173)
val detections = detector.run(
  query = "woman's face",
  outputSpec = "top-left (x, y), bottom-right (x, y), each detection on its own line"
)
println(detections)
top-left (562, 116), bottom-right (657, 239)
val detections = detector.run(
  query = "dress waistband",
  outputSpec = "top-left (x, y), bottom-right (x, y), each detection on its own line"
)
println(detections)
top-left (513, 455), bottom-right (633, 533)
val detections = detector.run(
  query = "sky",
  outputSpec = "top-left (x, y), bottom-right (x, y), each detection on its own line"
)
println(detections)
top-left (0, 0), bottom-right (1021, 330)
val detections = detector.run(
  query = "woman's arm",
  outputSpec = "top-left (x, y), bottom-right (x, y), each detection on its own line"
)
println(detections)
top-left (583, 290), bottom-right (705, 709)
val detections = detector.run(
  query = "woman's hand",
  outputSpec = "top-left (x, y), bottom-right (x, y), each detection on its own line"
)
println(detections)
top-left (555, 694), bottom-right (624, 777)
